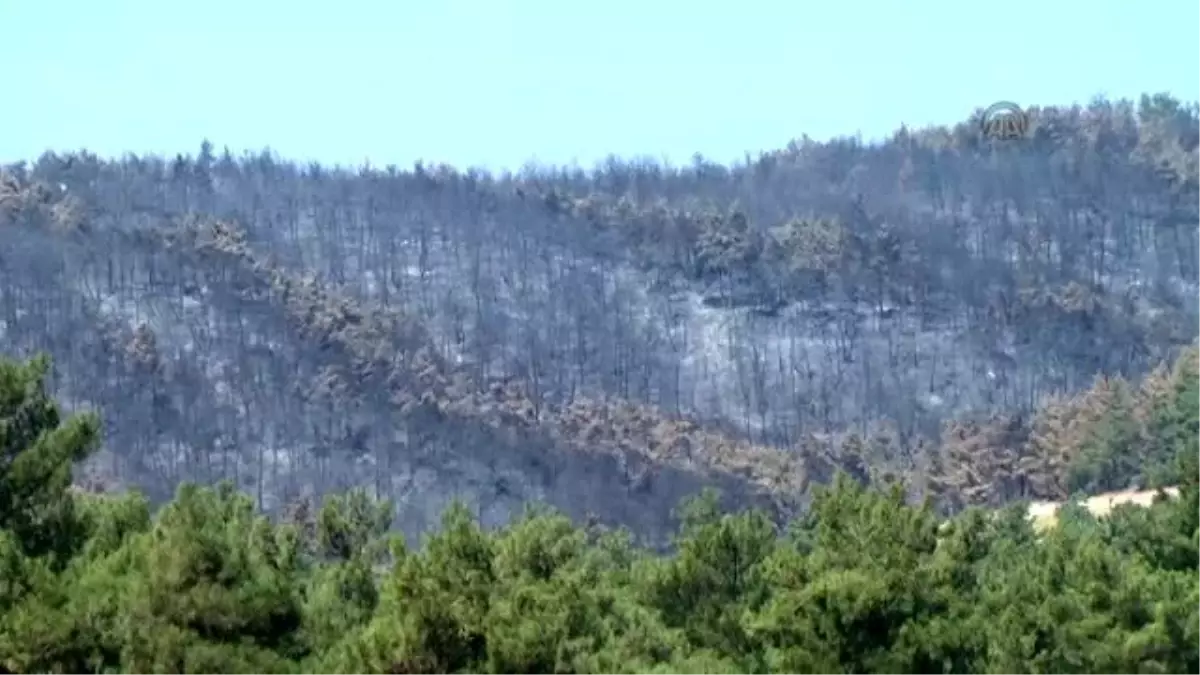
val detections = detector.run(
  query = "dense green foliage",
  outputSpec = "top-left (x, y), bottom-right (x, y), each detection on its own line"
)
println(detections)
top-left (0, 353), bottom-right (1196, 674)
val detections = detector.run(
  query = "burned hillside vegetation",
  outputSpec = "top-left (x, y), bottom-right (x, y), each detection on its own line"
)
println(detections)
top-left (0, 94), bottom-right (1197, 544)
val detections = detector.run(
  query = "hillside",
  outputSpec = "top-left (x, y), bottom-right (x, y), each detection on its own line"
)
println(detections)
top-left (1, 94), bottom-right (1198, 544)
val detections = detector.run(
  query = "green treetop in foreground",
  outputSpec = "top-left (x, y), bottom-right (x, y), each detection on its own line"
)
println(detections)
top-left (0, 353), bottom-right (1196, 674)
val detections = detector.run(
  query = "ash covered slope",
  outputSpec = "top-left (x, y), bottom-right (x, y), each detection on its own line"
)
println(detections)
top-left (0, 94), bottom-right (1196, 539)
top-left (32, 96), bottom-right (1191, 450)
top-left (512, 97), bottom-right (1199, 442)
top-left (0, 175), bottom-right (807, 546)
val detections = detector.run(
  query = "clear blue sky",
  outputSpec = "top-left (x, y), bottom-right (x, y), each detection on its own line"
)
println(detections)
top-left (2, 0), bottom-right (1197, 172)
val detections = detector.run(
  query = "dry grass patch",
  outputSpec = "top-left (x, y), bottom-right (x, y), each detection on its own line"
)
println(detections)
top-left (1027, 486), bottom-right (1181, 532)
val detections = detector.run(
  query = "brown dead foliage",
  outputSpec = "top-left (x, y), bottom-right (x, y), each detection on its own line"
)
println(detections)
top-left (929, 413), bottom-right (1033, 510)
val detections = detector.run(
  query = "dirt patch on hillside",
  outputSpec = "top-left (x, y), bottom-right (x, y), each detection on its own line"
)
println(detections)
top-left (1027, 486), bottom-right (1181, 531)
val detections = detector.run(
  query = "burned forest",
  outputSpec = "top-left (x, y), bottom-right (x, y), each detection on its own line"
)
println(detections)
top-left (1, 94), bottom-right (1197, 545)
